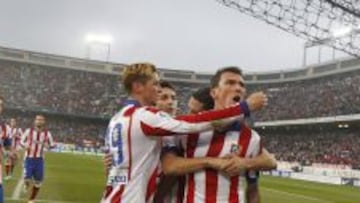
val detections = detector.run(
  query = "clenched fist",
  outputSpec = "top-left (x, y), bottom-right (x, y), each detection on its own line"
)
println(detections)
top-left (246, 91), bottom-right (268, 111)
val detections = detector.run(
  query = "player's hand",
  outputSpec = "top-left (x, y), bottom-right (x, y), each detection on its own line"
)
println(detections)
top-left (246, 91), bottom-right (268, 111)
top-left (206, 157), bottom-right (232, 171)
top-left (222, 154), bottom-right (246, 177)
top-left (103, 152), bottom-right (113, 175)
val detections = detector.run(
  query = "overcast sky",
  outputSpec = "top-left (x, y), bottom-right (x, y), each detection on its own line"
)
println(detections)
top-left (0, 0), bottom-right (350, 73)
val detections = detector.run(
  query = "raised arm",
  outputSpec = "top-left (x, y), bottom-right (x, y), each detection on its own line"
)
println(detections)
top-left (140, 92), bottom-right (267, 136)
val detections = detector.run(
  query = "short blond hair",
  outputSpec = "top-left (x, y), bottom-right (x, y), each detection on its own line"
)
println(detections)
top-left (121, 63), bottom-right (157, 93)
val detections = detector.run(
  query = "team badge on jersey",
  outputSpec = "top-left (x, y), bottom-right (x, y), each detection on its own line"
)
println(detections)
top-left (230, 143), bottom-right (242, 154)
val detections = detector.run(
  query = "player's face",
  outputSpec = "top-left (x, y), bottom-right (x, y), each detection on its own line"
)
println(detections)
top-left (0, 99), bottom-right (3, 114)
top-left (187, 97), bottom-right (204, 114)
top-left (156, 87), bottom-right (177, 116)
top-left (141, 73), bottom-right (160, 106)
top-left (211, 72), bottom-right (246, 108)
top-left (10, 119), bottom-right (17, 127)
top-left (34, 115), bottom-right (46, 128)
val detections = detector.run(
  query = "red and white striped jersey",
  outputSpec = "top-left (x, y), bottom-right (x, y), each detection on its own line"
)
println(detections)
top-left (0, 124), bottom-right (10, 142)
top-left (0, 123), bottom-right (11, 184)
top-left (10, 127), bottom-right (23, 151)
top-left (101, 99), bottom-right (250, 203)
top-left (21, 128), bottom-right (55, 158)
top-left (181, 123), bottom-right (262, 203)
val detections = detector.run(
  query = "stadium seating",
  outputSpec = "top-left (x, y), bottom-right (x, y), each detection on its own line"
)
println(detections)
top-left (1, 59), bottom-right (360, 167)
top-left (261, 128), bottom-right (360, 169)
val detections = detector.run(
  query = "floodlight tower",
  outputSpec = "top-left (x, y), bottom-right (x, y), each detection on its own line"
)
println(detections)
top-left (85, 33), bottom-right (113, 62)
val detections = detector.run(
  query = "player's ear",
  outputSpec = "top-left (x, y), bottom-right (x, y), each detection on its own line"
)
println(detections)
top-left (132, 81), bottom-right (144, 93)
top-left (210, 88), bottom-right (217, 100)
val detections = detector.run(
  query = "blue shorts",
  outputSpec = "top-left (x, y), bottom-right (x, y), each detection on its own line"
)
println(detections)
top-left (3, 138), bottom-right (11, 147)
top-left (0, 185), bottom-right (3, 203)
top-left (24, 158), bottom-right (44, 182)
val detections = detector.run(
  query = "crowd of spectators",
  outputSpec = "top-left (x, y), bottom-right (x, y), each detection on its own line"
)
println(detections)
top-left (262, 128), bottom-right (360, 169)
top-left (1, 60), bottom-right (360, 167)
top-left (0, 60), bottom-right (121, 117)
top-left (250, 70), bottom-right (360, 121)
top-left (1, 60), bottom-right (360, 121)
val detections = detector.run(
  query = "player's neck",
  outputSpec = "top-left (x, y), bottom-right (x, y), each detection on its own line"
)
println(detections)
top-left (128, 94), bottom-right (152, 107)
top-left (35, 126), bottom-right (44, 131)
top-left (213, 102), bottom-right (226, 110)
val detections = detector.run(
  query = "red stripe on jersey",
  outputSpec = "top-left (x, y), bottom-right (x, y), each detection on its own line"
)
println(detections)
top-left (145, 107), bottom-right (160, 114)
top-left (205, 131), bottom-right (226, 203)
top-left (27, 128), bottom-right (34, 157)
top-left (140, 122), bottom-right (175, 136)
top-left (185, 134), bottom-right (199, 203)
top-left (229, 125), bottom-right (252, 203)
top-left (123, 106), bottom-right (137, 117)
top-left (33, 131), bottom-right (40, 158)
top-left (111, 185), bottom-right (125, 203)
top-left (177, 176), bottom-right (185, 203)
top-left (1, 125), bottom-right (6, 139)
top-left (176, 105), bottom-right (243, 123)
top-left (126, 110), bottom-right (135, 180)
top-left (103, 185), bottom-right (113, 199)
top-left (146, 166), bottom-right (159, 202)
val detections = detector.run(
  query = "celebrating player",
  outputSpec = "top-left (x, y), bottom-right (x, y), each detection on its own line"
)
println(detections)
top-left (101, 63), bottom-right (267, 202)
top-left (161, 67), bottom-right (277, 203)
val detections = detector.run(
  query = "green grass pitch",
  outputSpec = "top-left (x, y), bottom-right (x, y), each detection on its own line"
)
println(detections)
top-left (2, 152), bottom-right (359, 203)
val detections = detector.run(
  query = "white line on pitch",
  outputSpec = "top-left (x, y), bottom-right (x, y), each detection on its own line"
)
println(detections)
top-left (11, 178), bottom-right (24, 199)
top-left (262, 187), bottom-right (334, 203)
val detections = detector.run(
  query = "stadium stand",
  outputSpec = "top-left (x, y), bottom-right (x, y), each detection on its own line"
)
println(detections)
top-left (1, 46), bottom-right (360, 168)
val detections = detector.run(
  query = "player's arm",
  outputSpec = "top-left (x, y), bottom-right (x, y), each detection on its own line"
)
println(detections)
top-left (161, 150), bottom-right (230, 175)
top-left (18, 128), bottom-right (24, 139)
top-left (20, 129), bottom-right (29, 148)
top-left (140, 92), bottom-right (266, 137)
top-left (225, 148), bottom-right (277, 171)
top-left (247, 148), bottom-right (276, 170)
top-left (47, 132), bottom-right (56, 149)
top-left (103, 152), bottom-right (112, 175)
top-left (160, 136), bottom-right (231, 175)
top-left (246, 172), bottom-right (260, 203)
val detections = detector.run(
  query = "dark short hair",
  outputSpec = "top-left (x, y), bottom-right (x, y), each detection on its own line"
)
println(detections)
top-left (191, 87), bottom-right (214, 110)
top-left (210, 66), bottom-right (243, 88)
top-left (159, 81), bottom-right (175, 91)
top-left (35, 114), bottom-right (46, 119)
top-left (0, 95), bottom-right (4, 101)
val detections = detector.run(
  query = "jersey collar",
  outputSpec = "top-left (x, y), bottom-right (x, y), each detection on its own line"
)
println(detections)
top-left (122, 99), bottom-right (142, 107)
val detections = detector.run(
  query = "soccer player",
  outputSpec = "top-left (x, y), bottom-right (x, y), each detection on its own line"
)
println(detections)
top-left (101, 63), bottom-right (267, 203)
top-left (161, 67), bottom-right (277, 203)
top-left (103, 80), bottom-right (179, 175)
top-left (0, 96), bottom-right (12, 203)
top-left (21, 114), bottom-right (55, 203)
top-left (5, 118), bottom-right (23, 179)
top-left (156, 81), bottom-right (178, 116)
top-left (188, 87), bottom-right (274, 203)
